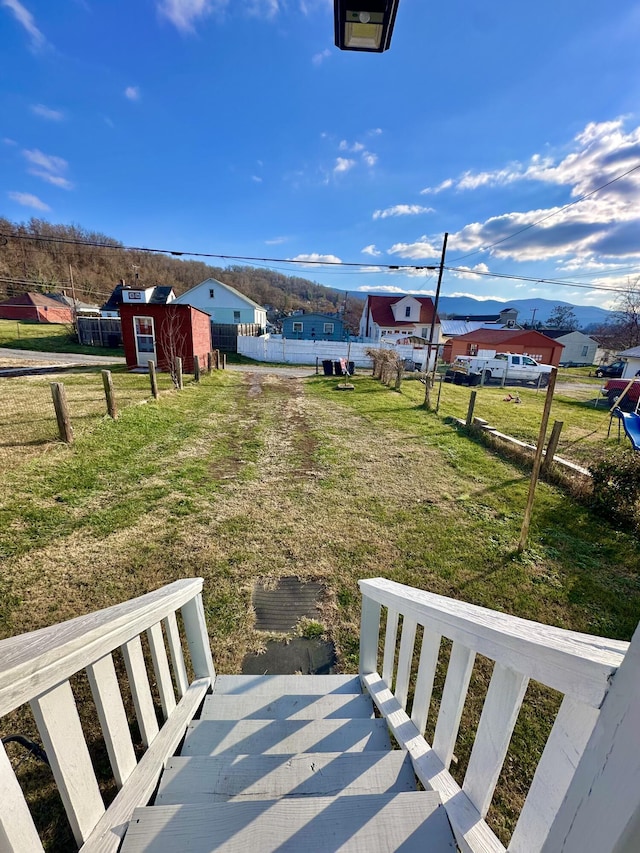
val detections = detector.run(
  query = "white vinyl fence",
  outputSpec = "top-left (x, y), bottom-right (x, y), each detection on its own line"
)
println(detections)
top-left (237, 335), bottom-right (435, 370)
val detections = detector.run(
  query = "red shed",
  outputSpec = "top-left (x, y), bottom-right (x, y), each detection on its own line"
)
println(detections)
top-left (120, 303), bottom-right (212, 372)
top-left (0, 292), bottom-right (74, 324)
top-left (447, 329), bottom-right (564, 367)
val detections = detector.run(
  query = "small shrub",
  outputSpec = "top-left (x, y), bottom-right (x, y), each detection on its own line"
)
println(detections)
top-left (589, 448), bottom-right (640, 527)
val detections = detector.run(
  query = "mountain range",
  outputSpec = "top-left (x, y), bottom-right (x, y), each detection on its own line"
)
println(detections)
top-left (435, 296), bottom-right (612, 331)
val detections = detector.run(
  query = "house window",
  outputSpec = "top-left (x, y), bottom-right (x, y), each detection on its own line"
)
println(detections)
top-left (421, 328), bottom-right (429, 337)
top-left (469, 344), bottom-right (478, 355)
top-left (234, 311), bottom-right (241, 322)
top-left (405, 306), bottom-right (411, 317)
top-left (581, 345), bottom-right (589, 356)
top-left (293, 322), bottom-right (303, 333)
top-left (323, 323), bottom-right (334, 334)
top-left (209, 289), bottom-right (215, 299)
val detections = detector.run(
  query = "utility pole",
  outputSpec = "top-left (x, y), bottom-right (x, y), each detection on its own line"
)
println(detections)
top-left (424, 232), bottom-right (448, 409)
top-left (69, 264), bottom-right (78, 338)
top-left (530, 308), bottom-right (538, 329)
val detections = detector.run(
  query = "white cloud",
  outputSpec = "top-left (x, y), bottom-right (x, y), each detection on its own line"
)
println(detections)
top-left (373, 204), bottom-right (434, 220)
top-left (292, 253), bottom-right (342, 264)
top-left (334, 157), bottom-right (355, 174)
top-left (312, 48), bottom-right (331, 65)
top-left (420, 178), bottom-right (453, 195)
top-left (8, 191), bottom-right (49, 210)
top-left (449, 263), bottom-right (491, 280)
top-left (265, 236), bottom-right (288, 245)
top-left (22, 148), bottom-right (73, 190)
top-left (3, 137), bottom-right (17, 146)
top-left (31, 104), bottom-right (64, 121)
top-left (356, 284), bottom-right (409, 293)
top-left (362, 151), bottom-right (377, 167)
top-left (1, 0), bottom-right (45, 49)
top-left (388, 236), bottom-right (441, 260)
top-left (352, 142), bottom-right (365, 152)
top-left (157, 0), bottom-right (225, 32)
top-left (447, 291), bottom-right (507, 302)
top-left (124, 86), bottom-right (140, 101)
top-left (245, 0), bottom-right (280, 18)
top-left (362, 244), bottom-right (382, 256)
top-left (368, 128), bottom-right (383, 136)
top-left (251, 175), bottom-right (263, 183)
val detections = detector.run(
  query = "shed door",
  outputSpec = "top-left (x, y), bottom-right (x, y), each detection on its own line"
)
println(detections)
top-left (134, 316), bottom-right (156, 366)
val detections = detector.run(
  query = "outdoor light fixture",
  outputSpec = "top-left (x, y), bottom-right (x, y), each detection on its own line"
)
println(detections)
top-left (334, 1), bottom-right (399, 52)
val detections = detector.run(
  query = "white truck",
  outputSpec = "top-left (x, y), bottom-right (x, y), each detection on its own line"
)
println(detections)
top-left (445, 352), bottom-right (554, 386)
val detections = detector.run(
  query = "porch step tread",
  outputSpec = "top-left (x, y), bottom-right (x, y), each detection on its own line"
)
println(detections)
top-left (182, 719), bottom-right (391, 756)
top-left (200, 693), bottom-right (374, 720)
top-left (155, 752), bottom-right (416, 804)
top-left (212, 674), bottom-right (362, 696)
top-left (121, 793), bottom-right (457, 852)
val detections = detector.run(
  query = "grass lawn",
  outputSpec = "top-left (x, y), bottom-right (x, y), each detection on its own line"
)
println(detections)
top-left (1, 368), bottom-right (639, 849)
top-left (0, 319), bottom-right (125, 357)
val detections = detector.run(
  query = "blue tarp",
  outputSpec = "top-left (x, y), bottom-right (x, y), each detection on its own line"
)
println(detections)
top-left (620, 411), bottom-right (640, 451)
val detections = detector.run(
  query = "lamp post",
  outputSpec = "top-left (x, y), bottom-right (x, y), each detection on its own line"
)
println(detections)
top-left (334, 1), bottom-right (400, 52)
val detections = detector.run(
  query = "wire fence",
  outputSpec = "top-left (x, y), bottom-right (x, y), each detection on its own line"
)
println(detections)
top-left (0, 368), bottom-right (180, 471)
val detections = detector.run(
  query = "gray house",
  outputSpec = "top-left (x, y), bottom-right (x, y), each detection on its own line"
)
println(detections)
top-left (542, 329), bottom-right (598, 366)
top-left (282, 312), bottom-right (346, 341)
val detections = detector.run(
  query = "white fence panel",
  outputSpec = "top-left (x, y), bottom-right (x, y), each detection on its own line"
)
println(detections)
top-left (237, 335), bottom-right (434, 369)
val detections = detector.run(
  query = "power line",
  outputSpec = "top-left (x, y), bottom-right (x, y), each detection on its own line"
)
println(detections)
top-left (449, 161), bottom-right (640, 264)
top-left (444, 265), bottom-right (635, 295)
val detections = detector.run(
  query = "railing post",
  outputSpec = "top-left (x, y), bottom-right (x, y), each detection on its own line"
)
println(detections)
top-left (182, 593), bottom-right (216, 681)
top-left (541, 622), bottom-right (640, 853)
top-left (359, 594), bottom-right (381, 678)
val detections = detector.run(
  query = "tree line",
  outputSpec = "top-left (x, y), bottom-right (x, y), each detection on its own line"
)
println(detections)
top-left (0, 217), bottom-right (364, 331)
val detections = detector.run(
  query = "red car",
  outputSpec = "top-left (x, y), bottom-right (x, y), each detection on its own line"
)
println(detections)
top-left (602, 378), bottom-right (640, 409)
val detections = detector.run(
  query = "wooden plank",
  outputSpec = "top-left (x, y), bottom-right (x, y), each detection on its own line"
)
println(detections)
top-left (163, 612), bottom-right (188, 699)
top-left (86, 654), bottom-right (137, 788)
top-left (540, 620), bottom-right (640, 853)
top-left (182, 719), bottom-right (391, 756)
top-left (358, 578), bottom-right (626, 707)
top-left (359, 595), bottom-right (381, 677)
top-left (31, 680), bottom-right (105, 846)
top-left (0, 578), bottom-right (204, 717)
top-left (509, 695), bottom-right (598, 853)
top-left (410, 627), bottom-right (441, 735)
top-left (0, 739), bottom-right (44, 853)
top-left (432, 643), bottom-right (475, 770)
top-left (462, 663), bottom-right (528, 817)
top-left (80, 678), bottom-right (210, 853)
top-left (122, 637), bottom-right (159, 748)
top-left (147, 623), bottom-right (176, 721)
top-left (200, 693), bottom-right (374, 720)
top-left (156, 751), bottom-right (416, 804)
top-left (181, 594), bottom-right (216, 681)
top-left (381, 609), bottom-right (399, 688)
top-left (362, 673), bottom-right (504, 853)
top-left (394, 616), bottom-right (417, 710)
top-left (212, 675), bottom-right (362, 697)
top-left (120, 793), bottom-right (456, 852)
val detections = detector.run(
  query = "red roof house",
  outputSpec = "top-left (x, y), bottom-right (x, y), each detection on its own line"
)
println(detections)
top-left (120, 303), bottom-right (212, 373)
top-left (0, 292), bottom-right (74, 324)
top-left (446, 328), bottom-right (564, 366)
top-left (359, 294), bottom-right (440, 342)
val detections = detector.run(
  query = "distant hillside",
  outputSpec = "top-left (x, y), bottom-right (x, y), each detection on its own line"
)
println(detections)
top-left (437, 296), bottom-right (612, 331)
top-left (0, 217), bottom-right (364, 331)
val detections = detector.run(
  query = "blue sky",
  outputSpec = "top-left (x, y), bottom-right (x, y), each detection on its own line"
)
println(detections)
top-left (2, 0), bottom-right (640, 309)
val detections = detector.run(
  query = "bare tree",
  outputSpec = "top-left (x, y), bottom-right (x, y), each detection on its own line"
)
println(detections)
top-left (547, 305), bottom-right (578, 330)
top-left (594, 277), bottom-right (640, 352)
top-left (158, 309), bottom-right (187, 388)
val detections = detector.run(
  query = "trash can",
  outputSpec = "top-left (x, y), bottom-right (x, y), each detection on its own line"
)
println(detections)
top-left (347, 361), bottom-right (355, 375)
top-left (322, 360), bottom-right (333, 376)
top-left (334, 360), bottom-right (344, 376)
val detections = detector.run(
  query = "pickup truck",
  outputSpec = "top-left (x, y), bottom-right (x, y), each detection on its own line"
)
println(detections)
top-left (445, 352), bottom-right (554, 386)
top-left (602, 378), bottom-right (640, 410)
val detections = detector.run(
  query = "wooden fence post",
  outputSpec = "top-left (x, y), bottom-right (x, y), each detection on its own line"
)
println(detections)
top-left (466, 390), bottom-right (477, 427)
top-left (101, 370), bottom-right (118, 419)
top-left (221, 353), bottom-right (227, 370)
top-left (50, 382), bottom-right (73, 444)
top-left (517, 367), bottom-right (558, 553)
top-left (148, 361), bottom-right (159, 399)
top-left (194, 357), bottom-right (201, 383)
top-left (214, 349), bottom-right (220, 370)
top-left (542, 420), bottom-right (563, 473)
top-left (175, 357), bottom-right (183, 390)
top-left (207, 351), bottom-right (213, 373)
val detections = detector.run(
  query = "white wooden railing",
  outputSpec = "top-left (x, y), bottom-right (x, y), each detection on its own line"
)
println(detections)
top-left (359, 577), bottom-right (640, 853)
top-left (0, 578), bottom-right (215, 853)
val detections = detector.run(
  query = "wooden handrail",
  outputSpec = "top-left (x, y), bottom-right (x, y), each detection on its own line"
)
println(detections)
top-left (0, 578), bottom-right (204, 717)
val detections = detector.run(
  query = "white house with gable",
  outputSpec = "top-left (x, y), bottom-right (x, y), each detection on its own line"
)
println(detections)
top-left (359, 293), bottom-right (440, 343)
top-left (173, 278), bottom-right (267, 329)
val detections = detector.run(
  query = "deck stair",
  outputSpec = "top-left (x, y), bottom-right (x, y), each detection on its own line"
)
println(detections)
top-left (120, 673), bottom-right (457, 851)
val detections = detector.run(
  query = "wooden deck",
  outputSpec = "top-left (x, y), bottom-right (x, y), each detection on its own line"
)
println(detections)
top-left (120, 675), bottom-right (457, 852)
